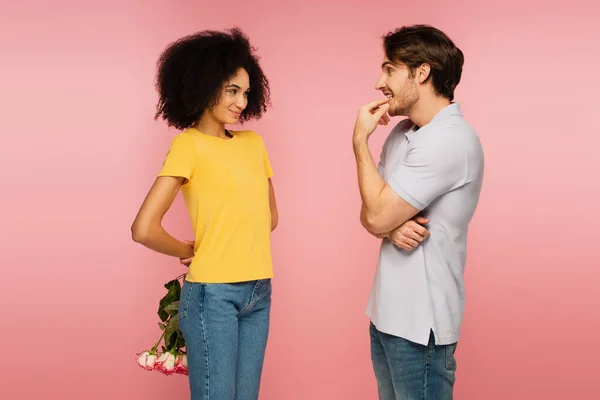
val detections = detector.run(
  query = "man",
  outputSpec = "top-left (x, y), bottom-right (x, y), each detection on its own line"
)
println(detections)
top-left (352, 25), bottom-right (484, 399)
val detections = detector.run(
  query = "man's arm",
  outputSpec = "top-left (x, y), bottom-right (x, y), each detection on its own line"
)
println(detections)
top-left (353, 99), bottom-right (468, 236)
top-left (354, 138), bottom-right (420, 234)
top-left (352, 99), bottom-right (420, 235)
top-left (361, 129), bottom-right (393, 238)
top-left (360, 208), bottom-right (390, 238)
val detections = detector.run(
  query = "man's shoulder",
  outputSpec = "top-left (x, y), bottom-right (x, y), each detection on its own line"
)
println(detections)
top-left (419, 115), bottom-right (480, 147)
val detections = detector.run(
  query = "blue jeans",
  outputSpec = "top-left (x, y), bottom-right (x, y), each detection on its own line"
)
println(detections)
top-left (178, 279), bottom-right (272, 400)
top-left (370, 322), bottom-right (457, 400)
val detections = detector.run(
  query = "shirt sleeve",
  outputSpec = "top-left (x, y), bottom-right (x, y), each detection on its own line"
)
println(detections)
top-left (157, 134), bottom-right (197, 182)
top-left (388, 134), bottom-right (468, 210)
top-left (377, 136), bottom-right (389, 175)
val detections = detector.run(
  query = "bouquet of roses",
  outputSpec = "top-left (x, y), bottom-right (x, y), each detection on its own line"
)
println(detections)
top-left (136, 274), bottom-right (188, 375)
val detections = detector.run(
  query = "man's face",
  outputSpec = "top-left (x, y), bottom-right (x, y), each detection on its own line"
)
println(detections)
top-left (374, 57), bottom-right (418, 117)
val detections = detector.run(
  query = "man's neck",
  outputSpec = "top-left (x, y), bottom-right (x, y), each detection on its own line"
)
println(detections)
top-left (408, 95), bottom-right (451, 128)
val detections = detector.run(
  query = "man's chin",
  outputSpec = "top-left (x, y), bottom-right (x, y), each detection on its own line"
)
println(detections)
top-left (388, 108), bottom-right (401, 117)
top-left (389, 106), bottom-right (409, 118)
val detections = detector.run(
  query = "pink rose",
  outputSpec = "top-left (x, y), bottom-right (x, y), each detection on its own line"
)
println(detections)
top-left (155, 352), bottom-right (177, 375)
top-left (175, 354), bottom-right (188, 375)
top-left (136, 351), bottom-right (158, 371)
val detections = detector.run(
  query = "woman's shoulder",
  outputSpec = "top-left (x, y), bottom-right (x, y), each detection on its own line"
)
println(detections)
top-left (231, 129), bottom-right (264, 142)
top-left (168, 130), bottom-right (196, 147)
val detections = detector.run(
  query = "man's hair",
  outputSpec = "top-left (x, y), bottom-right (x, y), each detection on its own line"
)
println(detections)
top-left (383, 25), bottom-right (464, 101)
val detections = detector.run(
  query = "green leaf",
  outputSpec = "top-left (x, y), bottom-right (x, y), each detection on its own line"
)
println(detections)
top-left (167, 332), bottom-right (178, 350)
top-left (158, 309), bottom-right (168, 322)
top-left (173, 316), bottom-right (186, 350)
top-left (164, 325), bottom-right (174, 346)
top-left (157, 282), bottom-right (181, 322)
top-left (158, 322), bottom-right (165, 331)
top-left (163, 301), bottom-right (180, 316)
top-left (164, 316), bottom-right (180, 350)
top-left (177, 335), bottom-right (186, 349)
top-left (164, 279), bottom-right (181, 297)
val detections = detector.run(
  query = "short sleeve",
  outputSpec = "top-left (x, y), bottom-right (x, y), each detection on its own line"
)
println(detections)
top-left (389, 136), bottom-right (467, 211)
top-left (157, 134), bottom-right (197, 182)
top-left (263, 142), bottom-right (274, 179)
top-left (377, 137), bottom-right (389, 175)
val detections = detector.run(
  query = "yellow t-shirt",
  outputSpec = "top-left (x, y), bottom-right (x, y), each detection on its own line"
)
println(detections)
top-left (158, 128), bottom-right (274, 283)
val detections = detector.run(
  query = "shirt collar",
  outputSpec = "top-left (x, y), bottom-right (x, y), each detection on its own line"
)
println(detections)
top-left (405, 102), bottom-right (462, 140)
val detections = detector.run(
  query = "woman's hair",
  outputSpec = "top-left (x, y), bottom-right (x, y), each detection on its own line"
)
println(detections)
top-left (154, 27), bottom-right (271, 130)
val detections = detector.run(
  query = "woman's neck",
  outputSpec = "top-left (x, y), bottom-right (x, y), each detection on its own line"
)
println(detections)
top-left (194, 115), bottom-right (229, 139)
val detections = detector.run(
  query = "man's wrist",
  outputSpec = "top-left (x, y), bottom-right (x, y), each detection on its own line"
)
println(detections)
top-left (352, 132), bottom-right (369, 147)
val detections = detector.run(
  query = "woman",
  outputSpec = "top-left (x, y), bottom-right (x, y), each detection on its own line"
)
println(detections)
top-left (131, 28), bottom-right (278, 400)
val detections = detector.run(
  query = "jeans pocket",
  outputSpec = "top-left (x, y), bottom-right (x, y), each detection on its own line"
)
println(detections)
top-left (178, 280), bottom-right (195, 322)
top-left (445, 342), bottom-right (458, 371)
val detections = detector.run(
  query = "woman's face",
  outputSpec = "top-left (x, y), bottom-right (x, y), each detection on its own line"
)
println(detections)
top-left (209, 68), bottom-right (250, 125)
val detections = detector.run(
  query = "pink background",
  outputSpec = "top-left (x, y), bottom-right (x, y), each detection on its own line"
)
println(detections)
top-left (1, 0), bottom-right (599, 399)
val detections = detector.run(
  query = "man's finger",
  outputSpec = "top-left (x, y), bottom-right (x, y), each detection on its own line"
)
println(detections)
top-left (412, 232), bottom-right (425, 242)
top-left (414, 217), bottom-right (429, 225)
top-left (364, 98), bottom-right (390, 111)
top-left (372, 103), bottom-right (390, 120)
top-left (399, 242), bottom-right (414, 250)
top-left (394, 240), bottom-right (411, 250)
top-left (415, 226), bottom-right (429, 237)
top-left (407, 221), bottom-right (427, 236)
top-left (406, 238), bottom-right (419, 247)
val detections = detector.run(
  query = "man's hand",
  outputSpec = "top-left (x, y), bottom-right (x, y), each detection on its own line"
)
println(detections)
top-left (179, 240), bottom-right (195, 267)
top-left (388, 217), bottom-right (430, 251)
top-left (353, 98), bottom-right (390, 141)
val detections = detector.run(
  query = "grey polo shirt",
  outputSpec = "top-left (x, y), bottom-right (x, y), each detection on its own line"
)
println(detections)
top-left (366, 103), bottom-right (484, 346)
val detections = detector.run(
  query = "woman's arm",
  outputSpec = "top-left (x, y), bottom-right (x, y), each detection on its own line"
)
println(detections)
top-left (131, 176), bottom-right (194, 259)
top-left (268, 178), bottom-right (278, 231)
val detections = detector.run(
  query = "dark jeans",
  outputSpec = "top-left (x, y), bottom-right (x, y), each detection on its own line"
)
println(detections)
top-left (370, 322), bottom-right (457, 400)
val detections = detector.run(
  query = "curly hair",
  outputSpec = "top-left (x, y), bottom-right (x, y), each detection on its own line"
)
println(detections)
top-left (154, 27), bottom-right (271, 130)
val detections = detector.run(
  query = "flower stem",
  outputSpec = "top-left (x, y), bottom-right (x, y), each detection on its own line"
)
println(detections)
top-left (151, 328), bottom-right (166, 353)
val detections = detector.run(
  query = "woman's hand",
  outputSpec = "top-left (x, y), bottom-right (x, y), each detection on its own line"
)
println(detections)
top-left (179, 240), bottom-right (195, 267)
